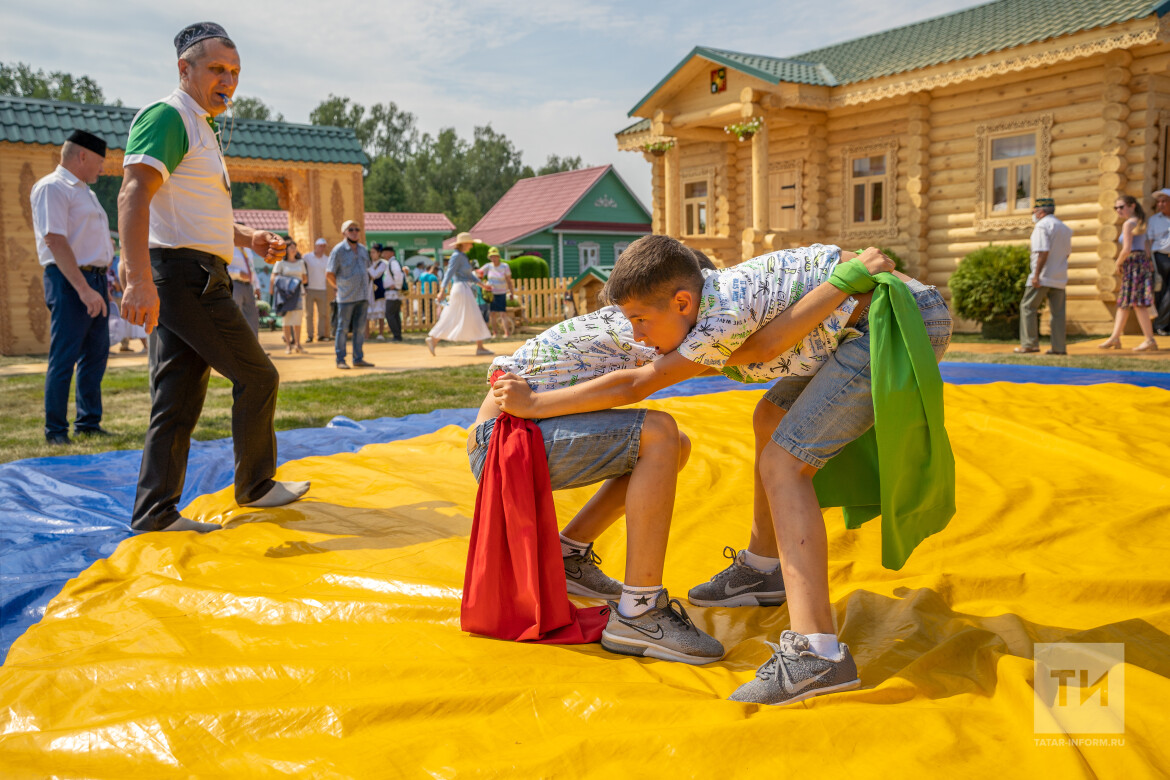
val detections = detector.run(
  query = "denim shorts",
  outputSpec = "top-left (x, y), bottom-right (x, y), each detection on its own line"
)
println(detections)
top-left (468, 408), bottom-right (647, 490)
top-left (763, 278), bottom-right (952, 469)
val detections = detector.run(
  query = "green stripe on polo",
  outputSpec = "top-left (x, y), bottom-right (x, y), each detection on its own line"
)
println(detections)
top-left (126, 103), bottom-right (189, 174)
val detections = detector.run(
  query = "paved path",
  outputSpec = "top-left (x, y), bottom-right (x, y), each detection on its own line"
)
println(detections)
top-left (3, 331), bottom-right (1167, 381)
top-left (1, 330), bottom-right (529, 382)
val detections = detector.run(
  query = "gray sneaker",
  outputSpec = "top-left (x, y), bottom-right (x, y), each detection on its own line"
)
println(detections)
top-left (728, 630), bottom-right (860, 705)
top-left (563, 544), bottom-right (623, 599)
top-left (687, 546), bottom-right (786, 607)
top-left (601, 589), bottom-right (725, 665)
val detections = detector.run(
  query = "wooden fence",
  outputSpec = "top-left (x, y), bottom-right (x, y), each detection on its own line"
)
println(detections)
top-left (399, 277), bottom-right (571, 332)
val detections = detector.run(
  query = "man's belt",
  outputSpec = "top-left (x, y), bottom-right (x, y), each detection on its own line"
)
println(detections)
top-left (150, 247), bottom-right (226, 264)
top-left (77, 264), bottom-right (108, 273)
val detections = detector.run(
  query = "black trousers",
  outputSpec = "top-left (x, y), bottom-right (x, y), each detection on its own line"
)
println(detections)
top-left (1153, 252), bottom-right (1170, 332)
top-left (132, 248), bottom-right (279, 530)
top-left (386, 298), bottom-right (403, 340)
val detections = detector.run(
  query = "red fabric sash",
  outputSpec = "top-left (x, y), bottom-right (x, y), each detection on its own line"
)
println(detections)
top-left (461, 408), bottom-right (608, 644)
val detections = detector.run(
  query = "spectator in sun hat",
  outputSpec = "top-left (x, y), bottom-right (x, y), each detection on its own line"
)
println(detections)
top-left (425, 232), bottom-right (492, 356)
top-left (327, 219), bottom-right (375, 369)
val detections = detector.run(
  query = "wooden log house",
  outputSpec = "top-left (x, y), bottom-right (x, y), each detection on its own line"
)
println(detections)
top-left (616, 0), bottom-right (1170, 332)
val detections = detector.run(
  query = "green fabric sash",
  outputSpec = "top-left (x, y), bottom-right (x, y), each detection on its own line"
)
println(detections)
top-left (812, 262), bottom-right (956, 570)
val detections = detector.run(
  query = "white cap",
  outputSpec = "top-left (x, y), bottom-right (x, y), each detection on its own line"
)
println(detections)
top-left (315, 237), bottom-right (327, 245)
top-left (1155, 188), bottom-right (1170, 199)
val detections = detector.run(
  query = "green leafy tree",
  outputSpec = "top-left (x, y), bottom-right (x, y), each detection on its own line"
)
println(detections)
top-left (0, 62), bottom-right (112, 104)
top-left (536, 155), bottom-right (584, 176)
top-left (228, 95), bottom-right (283, 121)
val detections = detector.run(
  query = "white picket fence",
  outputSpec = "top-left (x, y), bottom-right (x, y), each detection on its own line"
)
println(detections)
top-left (400, 277), bottom-right (571, 331)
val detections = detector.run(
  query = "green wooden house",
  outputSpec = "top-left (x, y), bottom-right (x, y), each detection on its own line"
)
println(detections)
top-left (449, 165), bottom-right (651, 278)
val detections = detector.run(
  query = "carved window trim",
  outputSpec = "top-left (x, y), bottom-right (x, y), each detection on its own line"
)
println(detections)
top-left (842, 139), bottom-right (898, 242)
top-left (681, 165), bottom-right (715, 237)
top-left (974, 113), bottom-right (1052, 233)
top-left (768, 159), bottom-right (803, 232)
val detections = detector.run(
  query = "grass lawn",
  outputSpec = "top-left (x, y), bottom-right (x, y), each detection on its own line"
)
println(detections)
top-left (0, 364), bottom-right (489, 464)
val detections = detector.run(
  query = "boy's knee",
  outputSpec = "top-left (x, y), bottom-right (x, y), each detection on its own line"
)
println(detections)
top-left (640, 410), bottom-right (680, 453)
top-left (677, 430), bottom-right (691, 469)
top-left (759, 440), bottom-right (817, 483)
top-left (753, 398), bottom-right (785, 443)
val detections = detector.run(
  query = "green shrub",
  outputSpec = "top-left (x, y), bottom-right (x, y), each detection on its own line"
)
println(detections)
top-left (505, 297), bottom-right (521, 308)
top-left (948, 244), bottom-right (1037, 331)
top-left (506, 255), bottom-right (550, 280)
top-left (467, 243), bottom-right (490, 265)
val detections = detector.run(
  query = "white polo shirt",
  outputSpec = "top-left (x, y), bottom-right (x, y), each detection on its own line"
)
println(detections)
top-left (124, 88), bottom-right (235, 262)
top-left (1029, 214), bottom-right (1073, 289)
top-left (30, 165), bottom-right (113, 268)
top-left (302, 251), bottom-right (329, 290)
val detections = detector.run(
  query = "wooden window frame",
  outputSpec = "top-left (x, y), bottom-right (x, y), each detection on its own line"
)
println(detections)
top-left (680, 166), bottom-right (715, 238)
top-left (578, 241), bottom-right (601, 271)
top-left (974, 113), bottom-right (1052, 233)
top-left (841, 139), bottom-right (898, 242)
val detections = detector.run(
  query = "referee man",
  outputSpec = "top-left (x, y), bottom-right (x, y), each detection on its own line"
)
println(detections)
top-left (31, 130), bottom-right (114, 445)
top-left (118, 22), bottom-right (309, 533)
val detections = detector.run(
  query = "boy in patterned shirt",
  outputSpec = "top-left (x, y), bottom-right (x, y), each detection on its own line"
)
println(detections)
top-left (493, 235), bottom-right (950, 705)
top-left (472, 245), bottom-right (889, 666)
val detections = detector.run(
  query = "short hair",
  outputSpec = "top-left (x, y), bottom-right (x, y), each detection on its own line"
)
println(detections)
top-left (601, 234), bottom-right (703, 307)
top-left (1038, 205), bottom-right (1055, 216)
top-left (180, 37), bottom-right (237, 65)
top-left (61, 140), bottom-right (83, 161)
top-left (689, 247), bottom-right (717, 272)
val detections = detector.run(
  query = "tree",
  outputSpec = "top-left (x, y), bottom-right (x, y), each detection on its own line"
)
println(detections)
top-left (364, 156), bottom-right (408, 213)
top-left (0, 62), bottom-right (112, 104)
top-left (228, 95), bottom-right (283, 122)
top-left (536, 155), bottom-right (584, 176)
top-left (310, 94), bottom-right (417, 163)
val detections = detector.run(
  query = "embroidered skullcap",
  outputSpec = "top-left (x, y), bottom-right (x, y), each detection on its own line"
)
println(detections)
top-left (1033, 197), bottom-right (1055, 209)
top-left (174, 22), bottom-right (233, 57)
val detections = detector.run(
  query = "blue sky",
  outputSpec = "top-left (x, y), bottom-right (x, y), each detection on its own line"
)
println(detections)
top-left (2, 0), bottom-right (979, 206)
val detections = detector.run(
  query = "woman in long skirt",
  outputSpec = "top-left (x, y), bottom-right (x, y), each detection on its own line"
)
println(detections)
top-left (426, 232), bottom-right (492, 356)
top-left (1099, 195), bottom-right (1158, 351)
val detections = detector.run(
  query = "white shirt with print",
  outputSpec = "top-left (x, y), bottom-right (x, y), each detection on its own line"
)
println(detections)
top-left (677, 244), bottom-right (856, 382)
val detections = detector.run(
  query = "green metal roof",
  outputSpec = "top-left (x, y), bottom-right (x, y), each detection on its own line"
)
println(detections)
top-left (617, 118), bottom-right (651, 136)
top-left (569, 265), bottom-right (611, 290)
top-left (0, 96), bottom-right (367, 165)
top-left (630, 0), bottom-right (1170, 115)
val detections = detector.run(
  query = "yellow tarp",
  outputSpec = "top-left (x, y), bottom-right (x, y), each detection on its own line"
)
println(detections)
top-left (1, 383), bottom-right (1168, 778)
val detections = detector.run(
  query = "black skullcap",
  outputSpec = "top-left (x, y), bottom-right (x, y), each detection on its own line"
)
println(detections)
top-left (66, 129), bottom-right (106, 157)
top-left (174, 22), bottom-right (233, 57)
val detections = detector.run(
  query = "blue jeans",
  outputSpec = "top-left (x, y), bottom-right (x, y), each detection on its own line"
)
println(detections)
top-left (468, 408), bottom-right (647, 490)
top-left (763, 279), bottom-right (953, 468)
top-left (43, 263), bottom-right (109, 438)
top-left (335, 299), bottom-right (368, 362)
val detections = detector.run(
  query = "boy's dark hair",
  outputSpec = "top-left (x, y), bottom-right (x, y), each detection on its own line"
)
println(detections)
top-left (690, 247), bottom-right (717, 271)
top-left (601, 235), bottom-right (704, 306)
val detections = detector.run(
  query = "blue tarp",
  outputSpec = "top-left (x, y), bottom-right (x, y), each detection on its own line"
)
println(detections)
top-left (2, 365), bottom-right (1166, 659)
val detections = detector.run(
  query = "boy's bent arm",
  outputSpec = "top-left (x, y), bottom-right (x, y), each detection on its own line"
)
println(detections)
top-left (493, 351), bottom-right (705, 418)
top-left (726, 278), bottom-right (851, 365)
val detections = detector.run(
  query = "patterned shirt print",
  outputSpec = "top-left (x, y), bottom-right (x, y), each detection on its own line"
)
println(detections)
top-left (489, 306), bottom-right (660, 392)
top-left (678, 244), bottom-right (856, 383)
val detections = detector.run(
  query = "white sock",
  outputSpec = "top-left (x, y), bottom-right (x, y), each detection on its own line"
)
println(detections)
top-left (741, 549), bottom-right (780, 572)
top-left (241, 480), bottom-right (311, 508)
top-left (618, 585), bottom-right (662, 618)
top-left (560, 534), bottom-right (589, 558)
top-left (806, 632), bottom-right (844, 661)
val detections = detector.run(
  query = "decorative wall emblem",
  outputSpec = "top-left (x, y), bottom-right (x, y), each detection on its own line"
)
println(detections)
top-left (711, 68), bottom-right (727, 94)
top-left (594, 195), bottom-right (618, 208)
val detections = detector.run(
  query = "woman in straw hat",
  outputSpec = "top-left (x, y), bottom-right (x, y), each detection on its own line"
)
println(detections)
top-left (426, 232), bottom-right (492, 356)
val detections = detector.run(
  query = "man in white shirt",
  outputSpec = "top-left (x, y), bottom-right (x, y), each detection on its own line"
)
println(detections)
top-left (31, 130), bottom-right (114, 445)
top-left (1017, 197), bottom-right (1073, 355)
top-left (118, 22), bottom-right (309, 533)
top-left (226, 245), bottom-right (261, 334)
top-left (1147, 188), bottom-right (1170, 336)
top-left (383, 246), bottom-right (406, 342)
top-left (302, 237), bottom-right (331, 342)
